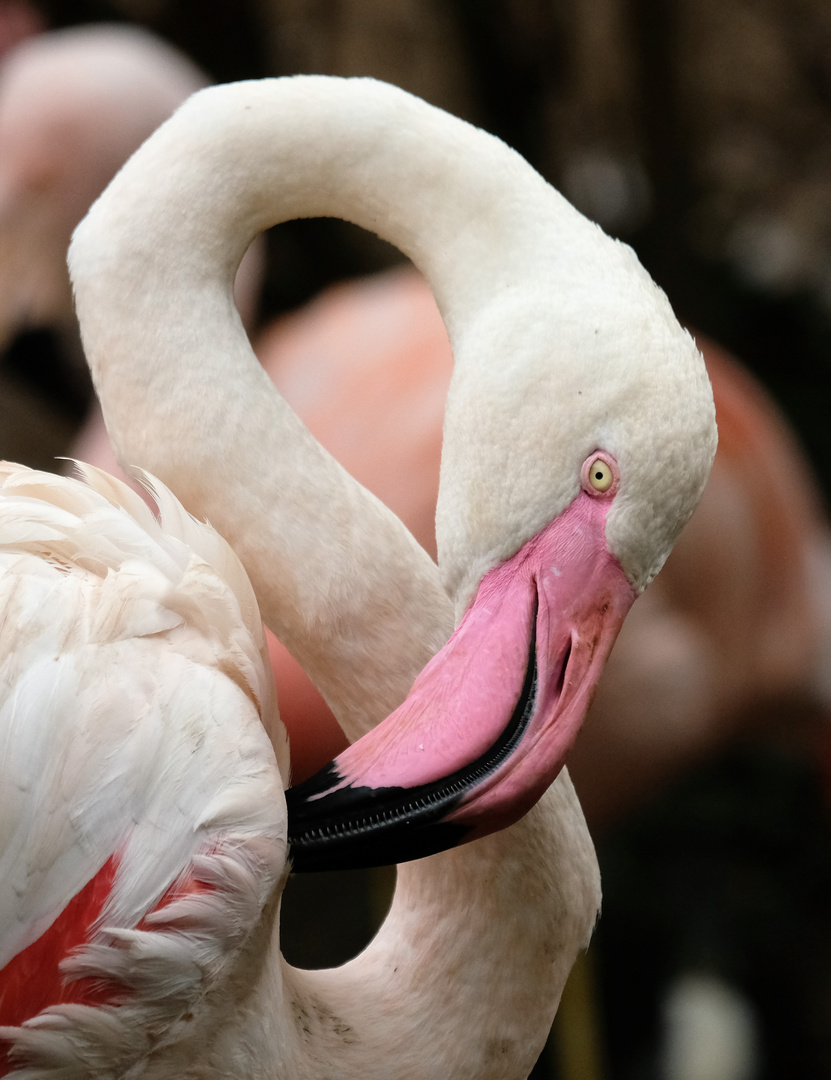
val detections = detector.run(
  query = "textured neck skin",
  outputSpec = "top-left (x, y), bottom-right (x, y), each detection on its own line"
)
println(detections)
top-left (69, 77), bottom-right (604, 1076)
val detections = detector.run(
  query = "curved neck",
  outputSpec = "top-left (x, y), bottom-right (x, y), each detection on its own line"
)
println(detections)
top-left (69, 78), bottom-right (606, 720)
top-left (201, 777), bottom-right (598, 1080)
top-left (74, 76), bottom-right (565, 330)
top-left (72, 77), bottom-right (520, 737)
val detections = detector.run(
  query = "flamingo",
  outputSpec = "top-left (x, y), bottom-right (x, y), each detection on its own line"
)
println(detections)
top-left (0, 76), bottom-right (715, 1076)
top-left (0, 24), bottom-right (263, 372)
top-left (0, 1), bottom-right (40, 61)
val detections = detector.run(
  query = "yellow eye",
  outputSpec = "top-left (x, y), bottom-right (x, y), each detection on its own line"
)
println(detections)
top-left (587, 458), bottom-right (613, 493)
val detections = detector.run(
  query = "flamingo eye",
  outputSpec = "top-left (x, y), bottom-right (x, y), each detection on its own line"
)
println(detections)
top-left (581, 453), bottom-right (617, 495)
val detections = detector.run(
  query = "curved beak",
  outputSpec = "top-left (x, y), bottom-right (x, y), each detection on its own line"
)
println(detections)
top-left (286, 492), bottom-right (636, 871)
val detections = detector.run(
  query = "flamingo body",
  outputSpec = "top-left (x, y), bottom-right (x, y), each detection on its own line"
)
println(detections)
top-left (0, 464), bottom-right (285, 1074)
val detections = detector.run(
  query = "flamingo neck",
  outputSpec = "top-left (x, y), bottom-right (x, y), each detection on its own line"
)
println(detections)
top-left (190, 777), bottom-right (598, 1080)
top-left (71, 78), bottom-right (496, 740)
top-left (68, 77), bottom-right (615, 735)
top-left (73, 76), bottom-right (573, 331)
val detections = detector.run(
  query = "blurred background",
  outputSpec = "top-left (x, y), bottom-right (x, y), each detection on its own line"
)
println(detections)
top-left (3, 1), bottom-right (831, 1077)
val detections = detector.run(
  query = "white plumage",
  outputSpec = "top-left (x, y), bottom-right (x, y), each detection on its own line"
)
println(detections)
top-left (0, 464), bottom-right (287, 1074)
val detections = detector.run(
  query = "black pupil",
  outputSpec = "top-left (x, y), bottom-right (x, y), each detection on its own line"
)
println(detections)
top-left (595, 470), bottom-right (604, 480)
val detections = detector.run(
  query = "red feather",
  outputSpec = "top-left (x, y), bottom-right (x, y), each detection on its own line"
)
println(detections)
top-left (0, 856), bottom-right (119, 1073)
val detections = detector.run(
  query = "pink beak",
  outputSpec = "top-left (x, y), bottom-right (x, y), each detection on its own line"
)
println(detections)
top-left (286, 491), bottom-right (635, 870)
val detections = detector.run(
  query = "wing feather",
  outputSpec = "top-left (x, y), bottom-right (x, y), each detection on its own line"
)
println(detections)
top-left (0, 464), bottom-right (287, 1078)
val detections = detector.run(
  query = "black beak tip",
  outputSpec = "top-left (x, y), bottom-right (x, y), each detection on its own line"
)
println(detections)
top-left (285, 768), bottom-right (471, 873)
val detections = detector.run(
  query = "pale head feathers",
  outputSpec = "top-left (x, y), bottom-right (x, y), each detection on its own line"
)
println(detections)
top-left (439, 226), bottom-right (716, 610)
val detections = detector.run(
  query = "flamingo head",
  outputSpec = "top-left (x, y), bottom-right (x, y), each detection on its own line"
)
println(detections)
top-left (287, 234), bottom-right (717, 871)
